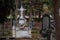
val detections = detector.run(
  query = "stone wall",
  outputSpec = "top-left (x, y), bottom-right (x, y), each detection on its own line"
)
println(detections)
top-left (0, 21), bottom-right (41, 40)
top-left (16, 22), bottom-right (41, 40)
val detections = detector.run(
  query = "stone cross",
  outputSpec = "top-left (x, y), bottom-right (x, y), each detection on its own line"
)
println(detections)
top-left (18, 4), bottom-right (26, 25)
top-left (18, 5), bottom-right (26, 19)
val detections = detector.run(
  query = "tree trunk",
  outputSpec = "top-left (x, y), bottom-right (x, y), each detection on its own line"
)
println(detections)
top-left (54, 0), bottom-right (60, 40)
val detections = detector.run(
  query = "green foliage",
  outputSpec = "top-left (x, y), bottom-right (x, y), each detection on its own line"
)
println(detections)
top-left (0, 0), bottom-right (15, 23)
top-left (43, 0), bottom-right (54, 9)
top-left (5, 0), bottom-right (15, 15)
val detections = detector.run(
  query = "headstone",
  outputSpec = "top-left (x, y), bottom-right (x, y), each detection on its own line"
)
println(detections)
top-left (16, 27), bottom-right (31, 38)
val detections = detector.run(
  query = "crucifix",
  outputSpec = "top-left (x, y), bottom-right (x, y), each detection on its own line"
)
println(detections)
top-left (18, 4), bottom-right (26, 25)
top-left (18, 5), bottom-right (26, 19)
